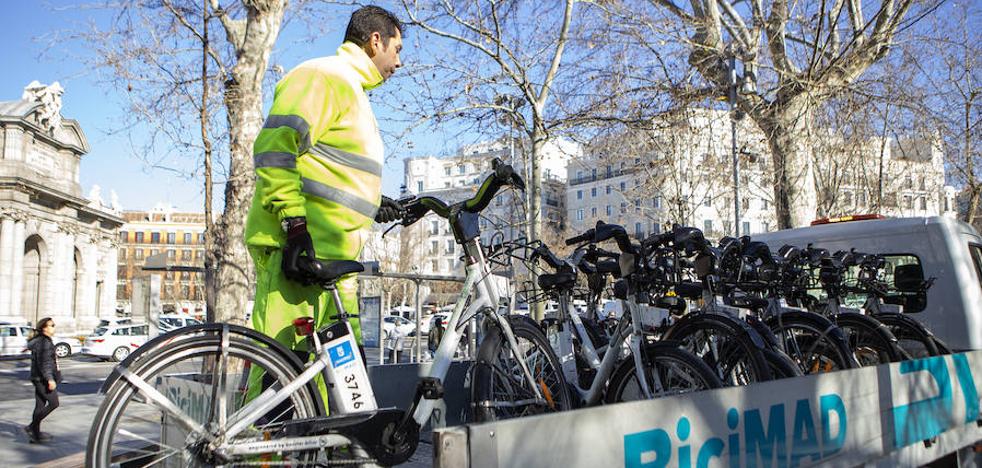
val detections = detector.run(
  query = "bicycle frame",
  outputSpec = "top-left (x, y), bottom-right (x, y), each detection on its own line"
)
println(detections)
top-left (208, 237), bottom-right (545, 456)
top-left (551, 290), bottom-right (661, 405)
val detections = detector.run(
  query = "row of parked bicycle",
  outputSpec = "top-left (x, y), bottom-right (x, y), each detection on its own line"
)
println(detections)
top-left (473, 219), bottom-right (947, 413)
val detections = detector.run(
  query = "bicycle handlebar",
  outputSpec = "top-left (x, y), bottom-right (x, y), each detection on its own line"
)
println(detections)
top-left (398, 158), bottom-right (524, 227)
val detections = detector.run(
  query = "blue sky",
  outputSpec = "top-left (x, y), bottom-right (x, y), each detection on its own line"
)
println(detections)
top-left (1, 1), bottom-right (458, 212)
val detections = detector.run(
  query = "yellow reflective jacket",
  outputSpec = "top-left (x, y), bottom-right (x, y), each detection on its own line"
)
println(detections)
top-left (245, 42), bottom-right (384, 260)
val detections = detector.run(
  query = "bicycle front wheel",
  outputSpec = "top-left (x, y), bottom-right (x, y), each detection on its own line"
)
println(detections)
top-left (872, 312), bottom-right (941, 359)
top-left (605, 344), bottom-right (723, 403)
top-left (472, 316), bottom-right (572, 422)
top-left (834, 313), bottom-right (904, 366)
top-left (766, 311), bottom-right (857, 373)
top-left (87, 325), bottom-right (323, 468)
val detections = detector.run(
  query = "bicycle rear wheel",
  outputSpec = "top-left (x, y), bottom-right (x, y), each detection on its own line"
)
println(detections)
top-left (662, 312), bottom-right (773, 386)
top-left (605, 344), bottom-right (722, 403)
top-left (87, 325), bottom-right (323, 467)
top-left (472, 316), bottom-right (572, 422)
top-left (766, 311), bottom-right (857, 373)
top-left (872, 312), bottom-right (941, 359)
top-left (834, 313), bottom-right (904, 366)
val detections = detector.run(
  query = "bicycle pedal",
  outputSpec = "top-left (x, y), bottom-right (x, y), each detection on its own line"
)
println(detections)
top-left (419, 377), bottom-right (444, 400)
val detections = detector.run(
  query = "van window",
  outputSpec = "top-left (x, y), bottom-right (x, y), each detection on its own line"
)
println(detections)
top-left (969, 244), bottom-right (982, 294)
top-left (832, 254), bottom-right (926, 312)
top-left (0, 327), bottom-right (12, 337)
top-left (112, 328), bottom-right (129, 336)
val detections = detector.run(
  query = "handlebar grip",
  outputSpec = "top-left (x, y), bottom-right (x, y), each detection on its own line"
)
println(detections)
top-left (565, 229), bottom-right (594, 246)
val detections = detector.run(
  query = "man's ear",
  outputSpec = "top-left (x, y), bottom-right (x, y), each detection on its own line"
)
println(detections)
top-left (367, 31), bottom-right (383, 56)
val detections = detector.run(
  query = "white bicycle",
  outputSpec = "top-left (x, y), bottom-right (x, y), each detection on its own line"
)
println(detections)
top-left (86, 159), bottom-right (571, 467)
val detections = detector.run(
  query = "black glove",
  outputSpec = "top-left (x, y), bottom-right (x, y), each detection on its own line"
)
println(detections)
top-left (375, 196), bottom-right (404, 223)
top-left (281, 217), bottom-right (315, 282)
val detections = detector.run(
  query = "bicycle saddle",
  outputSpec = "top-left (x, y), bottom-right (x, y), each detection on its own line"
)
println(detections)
top-left (538, 270), bottom-right (577, 290)
top-left (299, 258), bottom-right (366, 283)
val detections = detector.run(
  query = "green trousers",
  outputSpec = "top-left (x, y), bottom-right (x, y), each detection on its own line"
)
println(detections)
top-left (245, 247), bottom-right (362, 412)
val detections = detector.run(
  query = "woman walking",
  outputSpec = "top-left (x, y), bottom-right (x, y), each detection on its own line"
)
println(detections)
top-left (24, 317), bottom-right (60, 443)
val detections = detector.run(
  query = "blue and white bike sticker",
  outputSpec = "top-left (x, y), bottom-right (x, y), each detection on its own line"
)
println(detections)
top-left (329, 341), bottom-right (356, 368)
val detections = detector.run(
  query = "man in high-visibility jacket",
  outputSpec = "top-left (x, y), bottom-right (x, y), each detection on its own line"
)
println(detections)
top-left (243, 5), bottom-right (405, 408)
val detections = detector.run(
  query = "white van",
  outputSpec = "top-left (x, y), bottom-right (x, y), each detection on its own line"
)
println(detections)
top-left (753, 216), bottom-right (982, 351)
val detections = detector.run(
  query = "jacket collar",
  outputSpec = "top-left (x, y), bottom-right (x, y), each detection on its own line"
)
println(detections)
top-left (338, 42), bottom-right (384, 91)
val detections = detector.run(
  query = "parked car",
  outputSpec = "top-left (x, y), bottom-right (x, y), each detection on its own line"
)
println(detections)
top-left (383, 315), bottom-right (416, 338)
top-left (0, 322), bottom-right (33, 357)
top-left (93, 317), bottom-right (132, 335)
top-left (52, 335), bottom-right (83, 358)
top-left (424, 311), bottom-right (452, 336)
top-left (82, 323), bottom-right (150, 362)
top-left (158, 314), bottom-right (203, 333)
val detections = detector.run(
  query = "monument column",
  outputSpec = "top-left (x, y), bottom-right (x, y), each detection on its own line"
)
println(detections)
top-left (10, 220), bottom-right (26, 323)
top-left (0, 216), bottom-right (15, 316)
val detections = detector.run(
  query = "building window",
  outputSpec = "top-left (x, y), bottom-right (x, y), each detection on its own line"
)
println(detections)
top-left (903, 195), bottom-right (912, 209)
top-left (417, 181), bottom-right (424, 192)
top-left (135, 249), bottom-right (144, 260)
top-left (704, 198), bottom-right (711, 207)
top-left (135, 232), bottom-right (144, 243)
top-left (635, 199), bottom-right (641, 211)
top-left (654, 197), bottom-right (661, 208)
top-left (635, 222), bottom-right (643, 238)
top-left (576, 170), bottom-right (583, 180)
top-left (653, 223), bottom-right (661, 234)
top-left (606, 205), bottom-right (612, 216)
top-left (182, 250), bottom-right (192, 261)
top-left (165, 271), bottom-right (174, 280)
top-left (458, 164), bottom-right (465, 175)
top-left (742, 198), bottom-right (749, 210)
top-left (576, 209), bottom-right (584, 221)
top-left (763, 199), bottom-right (769, 210)
top-left (919, 197), bottom-right (927, 210)
top-left (119, 231), bottom-right (127, 242)
top-left (198, 233), bottom-right (205, 243)
top-left (446, 239), bottom-right (455, 254)
top-left (591, 187), bottom-right (597, 197)
top-left (591, 207), bottom-right (597, 218)
top-left (119, 249), bottom-right (127, 260)
top-left (151, 249), bottom-right (159, 256)
top-left (606, 185), bottom-right (611, 195)
top-left (184, 233), bottom-right (192, 244)
top-left (620, 203), bottom-right (627, 214)
top-left (858, 192), bottom-right (867, 207)
top-left (431, 221), bottom-right (439, 235)
top-left (945, 197), bottom-right (950, 212)
top-left (151, 232), bottom-right (160, 243)
top-left (167, 249), bottom-right (176, 260)
top-left (167, 232), bottom-right (176, 244)
top-left (905, 176), bottom-right (913, 189)
top-left (704, 220), bottom-right (713, 232)
top-left (430, 240), bottom-right (439, 253)
top-left (919, 178), bottom-right (926, 191)
top-left (619, 182), bottom-right (626, 191)
top-left (742, 221), bottom-right (751, 235)
top-left (431, 260), bottom-right (439, 272)
top-left (577, 190), bottom-right (583, 200)
top-left (843, 192), bottom-right (853, 206)
top-left (445, 166), bottom-right (451, 176)
top-left (763, 222), bottom-right (770, 232)
top-left (447, 259), bottom-right (455, 271)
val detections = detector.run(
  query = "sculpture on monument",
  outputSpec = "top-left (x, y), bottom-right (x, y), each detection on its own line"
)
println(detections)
top-left (21, 80), bottom-right (64, 134)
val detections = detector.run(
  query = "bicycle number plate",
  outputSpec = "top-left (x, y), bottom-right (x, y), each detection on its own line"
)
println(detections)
top-left (323, 332), bottom-right (378, 413)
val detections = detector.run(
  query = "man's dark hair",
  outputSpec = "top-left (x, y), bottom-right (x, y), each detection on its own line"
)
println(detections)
top-left (343, 6), bottom-right (404, 48)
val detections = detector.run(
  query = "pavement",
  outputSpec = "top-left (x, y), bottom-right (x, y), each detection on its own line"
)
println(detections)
top-left (0, 349), bottom-right (435, 467)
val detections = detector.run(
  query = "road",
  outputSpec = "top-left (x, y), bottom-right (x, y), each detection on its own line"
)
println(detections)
top-left (0, 349), bottom-right (434, 467)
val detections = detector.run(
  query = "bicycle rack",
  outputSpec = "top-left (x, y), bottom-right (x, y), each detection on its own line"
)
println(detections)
top-left (434, 350), bottom-right (982, 468)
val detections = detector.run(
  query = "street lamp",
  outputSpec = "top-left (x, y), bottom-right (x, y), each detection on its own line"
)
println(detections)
top-left (725, 53), bottom-right (756, 237)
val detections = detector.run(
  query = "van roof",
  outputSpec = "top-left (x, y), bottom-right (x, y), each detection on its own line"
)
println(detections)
top-left (753, 216), bottom-right (978, 245)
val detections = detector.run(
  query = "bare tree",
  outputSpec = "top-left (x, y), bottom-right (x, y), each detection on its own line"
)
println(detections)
top-left (612, 0), bottom-right (939, 228)
top-left (70, 0), bottom-right (299, 324)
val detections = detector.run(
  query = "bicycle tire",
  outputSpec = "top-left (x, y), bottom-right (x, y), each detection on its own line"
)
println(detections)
top-left (765, 311), bottom-right (858, 373)
top-left (472, 315), bottom-right (572, 422)
top-left (762, 348), bottom-right (803, 379)
top-left (662, 312), bottom-right (773, 385)
top-left (833, 313), bottom-right (904, 366)
top-left (605, 343), bottom-right (723, 403)
top-left (872, 312), bottom-right (941, 358)
top-left (87, 326), bottom-right (323, 467)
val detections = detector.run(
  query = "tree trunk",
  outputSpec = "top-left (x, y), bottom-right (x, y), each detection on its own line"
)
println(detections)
top-left (529, 128), bottom-right (545, 321)
top-left (756, 99), bottom-right (818, 228)
top-left (213, 2), bottom-right (285, 325)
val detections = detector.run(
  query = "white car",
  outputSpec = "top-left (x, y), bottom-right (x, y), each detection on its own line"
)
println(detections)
top-left (158, 315), bottom-right (203, 333)
top-left (82, 323), bottom-right (150, 362)
top-left (383, 315), bottom-right (416, 338)
top-left (0, 322), bottom-right (33, 357)
top-left (52, 335), bottom-right (83, 358)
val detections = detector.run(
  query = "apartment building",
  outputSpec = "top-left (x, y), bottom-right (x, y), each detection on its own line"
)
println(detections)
top-left (117, 204), bottom-right (206, 313)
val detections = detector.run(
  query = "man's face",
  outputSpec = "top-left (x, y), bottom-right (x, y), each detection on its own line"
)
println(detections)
top-left (368, 30), bottom-right (403, 81)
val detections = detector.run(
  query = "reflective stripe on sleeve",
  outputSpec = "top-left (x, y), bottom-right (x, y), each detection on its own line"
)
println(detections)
top-left (263, 115), bottom-right (312, 153)
top-left (308, 144), bottom-right (383, 177)
top-left (301, 178), bottom-right (378, 219)
top-left (254, 152), bottom-right (296, 169)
